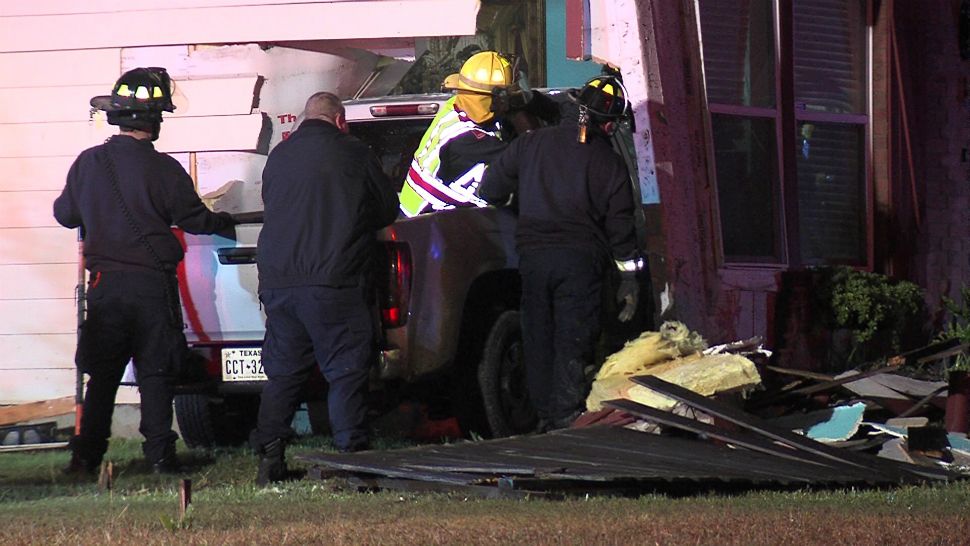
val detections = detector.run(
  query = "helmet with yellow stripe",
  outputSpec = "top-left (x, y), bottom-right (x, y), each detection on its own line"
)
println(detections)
top-left (576, 75), bottom-right (630, 120)
top-left (91, 67), bottom-right (176, 115)
top-left (90, 67), bottom-right (176, 140)
top-left (444, 51), bottom-right (514, 95)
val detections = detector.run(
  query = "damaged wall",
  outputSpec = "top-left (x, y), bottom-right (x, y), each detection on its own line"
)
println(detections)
top-left (0, 0), bottom-right (479, 404)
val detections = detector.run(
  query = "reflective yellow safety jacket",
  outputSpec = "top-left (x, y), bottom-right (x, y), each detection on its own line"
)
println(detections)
top-left (399, 96), bottom-right (500, 217)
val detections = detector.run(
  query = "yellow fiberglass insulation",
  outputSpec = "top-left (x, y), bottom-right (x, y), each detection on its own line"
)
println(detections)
top-left (594, 321), bottom-right (708, 381)
top-left (586, 322), bottom-right (762, 412)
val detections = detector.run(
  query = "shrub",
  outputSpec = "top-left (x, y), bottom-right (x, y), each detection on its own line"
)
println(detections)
top-left (814, 266), bottom-right (925, 365)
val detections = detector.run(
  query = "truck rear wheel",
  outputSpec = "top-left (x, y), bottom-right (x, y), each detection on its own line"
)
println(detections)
top-left (477, 310), bottom-right (537, 437)
top-left (174, 394), bottom-right (258, 448)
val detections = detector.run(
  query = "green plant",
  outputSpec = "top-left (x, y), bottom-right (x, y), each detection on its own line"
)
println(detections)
top-left (160, 503), bottom-right (194, 533)
top-left (936, 286), bottom-right (970, 373)
top-left (816, 266), bottom-right (924, 362)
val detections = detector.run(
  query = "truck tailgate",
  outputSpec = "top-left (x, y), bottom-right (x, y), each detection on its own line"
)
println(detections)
top-left (179, 224), bottom-right (264, 344)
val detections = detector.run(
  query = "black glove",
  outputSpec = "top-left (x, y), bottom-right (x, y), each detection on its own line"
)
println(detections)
top-left (616, 271), bottom-right (639, 323)
top-left (508, 71), bottom-right (534, 110)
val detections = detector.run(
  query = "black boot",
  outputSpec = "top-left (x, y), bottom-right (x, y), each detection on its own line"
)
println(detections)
top-left (148, 441), bottom-right (182, 474)
top-left (63, 436), bottom-right (100, 477)
top-left (255, 438), bottom-right (287, 486)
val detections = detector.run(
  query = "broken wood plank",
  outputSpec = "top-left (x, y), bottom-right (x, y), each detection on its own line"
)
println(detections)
top-left (0, 396), bottom-right (74, 426)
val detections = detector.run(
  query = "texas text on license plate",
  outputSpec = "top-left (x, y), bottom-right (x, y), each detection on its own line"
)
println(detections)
top-left (221, 347), bottom-right (266, 381)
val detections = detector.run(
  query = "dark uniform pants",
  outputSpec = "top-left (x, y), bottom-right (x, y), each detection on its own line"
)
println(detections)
top-left (75, 270), bottom-right (183, 464)
top-left (251, 285), bottom-right (375, 451)
top-left (520, 247), bottom-right (605, 426)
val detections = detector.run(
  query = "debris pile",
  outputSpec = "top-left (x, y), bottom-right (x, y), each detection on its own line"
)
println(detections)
top-left (299, 324), bottom-right (968, 498)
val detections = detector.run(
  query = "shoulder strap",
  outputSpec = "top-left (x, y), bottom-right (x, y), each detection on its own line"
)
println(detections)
top-left (99, 144), bottom-right (182, 327)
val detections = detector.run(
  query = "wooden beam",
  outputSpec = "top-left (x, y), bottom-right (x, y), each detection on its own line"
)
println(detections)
top-left (0, 395), bottom-right (74, 426)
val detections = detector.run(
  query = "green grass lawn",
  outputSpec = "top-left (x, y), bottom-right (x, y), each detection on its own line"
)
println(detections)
top-left (2, 437), bottom-right (970, 545)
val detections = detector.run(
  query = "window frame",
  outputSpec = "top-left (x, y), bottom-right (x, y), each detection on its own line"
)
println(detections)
top-left (698, 0), bottom-right (873, 269)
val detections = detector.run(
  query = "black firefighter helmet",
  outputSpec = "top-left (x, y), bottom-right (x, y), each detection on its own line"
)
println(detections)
top-left (90, 67), bottom-right (176, 140)
top-left (577, 75), bottom-right (630, 120)
top-left (574, 75), bottom-right (630, 143)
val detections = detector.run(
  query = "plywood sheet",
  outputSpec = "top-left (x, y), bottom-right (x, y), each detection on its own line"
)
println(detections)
top-left (0, 114), bottom-right (266, 158)
top-left (0, 395), bottom-right (74, 426)
top-left (0, 191), bottom-right (60, 228)
top-left (0, 264), bottom-right (77, 300)
top-left (0, 156), bottom-right (75, 192)
top-left (0, 49), bottom-right (120, 87)
top-left (0, 227), bottom-right (78, 265)
top-left (0, 1), bottom-right (480, 53)
top-left (0, 333), bottom-right (75, 370)
top-left (0, 76), bottom-right (258, 124)
top-left (0, 299), bottom-right (76, 335)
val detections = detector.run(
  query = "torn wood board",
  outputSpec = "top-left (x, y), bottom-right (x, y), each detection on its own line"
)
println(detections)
top-left (768, 402), bottom-right (867, 443)
top-left (587, 352), bottom-right (761, 412)
top-left (0, 396), bottom-right (74, 426)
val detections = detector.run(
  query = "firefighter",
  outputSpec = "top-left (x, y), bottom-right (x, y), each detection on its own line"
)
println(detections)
top-left (399, 50), bottom-right (556, 217)
top-left (477, 75), bottom-right (641, 431)
top-left (249, 92), bottom-right (399, 485)
top-left (54, 67), bottom-right (237, 474)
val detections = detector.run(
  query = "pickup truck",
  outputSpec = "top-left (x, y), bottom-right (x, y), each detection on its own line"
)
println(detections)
top-left (174, 91), bottom-right (649, 446)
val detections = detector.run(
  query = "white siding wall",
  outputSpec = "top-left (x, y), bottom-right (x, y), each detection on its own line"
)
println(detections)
top-left (0, 0), bottom-right (476, 404)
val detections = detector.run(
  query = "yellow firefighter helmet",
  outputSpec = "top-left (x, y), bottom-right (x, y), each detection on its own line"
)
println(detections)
top-left (445, 51), bottom-right (514, 94)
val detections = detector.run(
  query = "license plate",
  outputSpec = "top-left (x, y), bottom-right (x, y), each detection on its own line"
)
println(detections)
top-left (221, 347), bottom-right (266, 382)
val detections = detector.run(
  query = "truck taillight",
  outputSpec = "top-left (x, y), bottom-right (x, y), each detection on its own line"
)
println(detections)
top-left (381, 242), bottom-right (411, 328)
top-left (370, 103), bottom-right (439, 117)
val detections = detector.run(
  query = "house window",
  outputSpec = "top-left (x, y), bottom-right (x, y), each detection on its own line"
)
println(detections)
top-left (698, 0), bottom-right (869, 266)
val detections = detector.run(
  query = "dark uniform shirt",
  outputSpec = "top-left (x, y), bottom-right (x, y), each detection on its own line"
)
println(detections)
top-left (257, 119), bottom-right (400, 291)
top-left (52, 134), bottom-right (234, 272)
top-left (478, 123), bottom-right (638, 260)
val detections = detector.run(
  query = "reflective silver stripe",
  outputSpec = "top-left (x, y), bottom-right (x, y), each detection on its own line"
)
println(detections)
top-left (447, 163), bottom-right (488, 207)
top-left (615, 257), bottom-right (644, 272)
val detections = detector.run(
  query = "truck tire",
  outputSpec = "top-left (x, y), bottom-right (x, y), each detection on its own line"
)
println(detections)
top-left (175, 394), bottom-right (258, 448)
top-left (477, 310), bottom-right (538, 437)
top-left (174, 394), bottom-right (217, 448)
